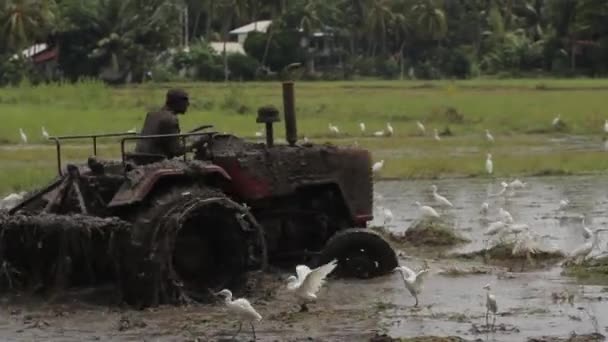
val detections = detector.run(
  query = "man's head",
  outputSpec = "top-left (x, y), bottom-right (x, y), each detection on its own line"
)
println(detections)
top-left (165, 88), bottom-right (189, 114)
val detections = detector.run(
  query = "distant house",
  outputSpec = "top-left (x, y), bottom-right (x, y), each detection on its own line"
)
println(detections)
top-left (9, 43), bottom-right (60, 80)
top-left (229, 20), bottom-right (272, 44)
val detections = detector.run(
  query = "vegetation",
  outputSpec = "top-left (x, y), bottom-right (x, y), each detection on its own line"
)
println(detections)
top-left (1, 78), bottom-right (608, 193)
top-left (3, 0), bottom-right (608, 83)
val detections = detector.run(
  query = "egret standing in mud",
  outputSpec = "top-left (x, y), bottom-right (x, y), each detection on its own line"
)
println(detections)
top-left (512, 230), bottom-right (538, 271)
top-left (286, 259), bottom-right (338, 312)
top-left (41, 126), bottom-right (50, 140)
top-left (372, 160), bottom-right (384, 173)
top-left (569, 229), bottom-right (608, 264)
top-left (386, 123), bottom-right (394, 136)
top-left (552, 114), bottom-right (562, 128)
top-left (431, 185), bottom-right (453, 208)
top-left (558, 199), bottom-right (570, 211)
top-left (216, 289), bottom-right (262, 341)
top-left (433, 129), bottom-right (441, 141)
top-left (19, 128), bottom-right (27, 144)
top-left (604, 119), bottom-right (608, 133)
top-left (580, 216), bottom-right (593, 240)
top-left (498, 207), bottom-right (513, 224)
top-left (417, 121), bottom-right (426, 135)
top-left (483, 284), bottom-right (497, 330)
top-left (485, 153), bottom-right (493, 175)
top-left (359, 122), bottom-right (366, 134)
top-left (415, 201), bottom-right (440, 219)
top-left (328, 123), bottom-right (340, 135)
top-left (394, 263), bottom-right (429, 307)
top-left (485, 129), bottom-right (494, 143)
top-left (509, 179), bottom-right (527, 190)
top-left (383, 207), bottom-right (394, 225)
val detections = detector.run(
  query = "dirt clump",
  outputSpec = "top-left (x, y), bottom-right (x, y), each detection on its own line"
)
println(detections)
top-left (454, 240), bottom-right (565, 270)
top-left (562, 255), bottom-right (608, 282)
top-left (397, 220), bottom-right (469, 247)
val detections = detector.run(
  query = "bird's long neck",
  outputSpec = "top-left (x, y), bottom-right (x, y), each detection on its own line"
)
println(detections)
top-left (224, 295), bottom-right (232, 304)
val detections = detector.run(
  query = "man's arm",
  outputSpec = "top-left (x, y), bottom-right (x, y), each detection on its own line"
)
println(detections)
top-left (158, 115), bottom-right (185, 158)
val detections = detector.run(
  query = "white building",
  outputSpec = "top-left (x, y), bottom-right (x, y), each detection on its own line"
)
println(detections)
top-left (229, 20), bottom-right (272, 44)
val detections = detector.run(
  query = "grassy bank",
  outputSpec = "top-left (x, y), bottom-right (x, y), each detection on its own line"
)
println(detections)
top-left (1, 79), bottom-right (608, 194)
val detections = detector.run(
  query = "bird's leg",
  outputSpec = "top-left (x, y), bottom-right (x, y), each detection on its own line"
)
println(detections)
top-left (299, 303), bottom-right (309, 312)
top-left (491, 313), bottom-right (496, 331)
top-left (414, 296), bottom-right (419, 307)
top-left (231, 322), bottom-right (242, 340)
top-left (485, 309), bottom-right (489, 328)
top-left (250, 322), bottom-right (257, 341)
top-left (520, 258), bottom-right (526, 272)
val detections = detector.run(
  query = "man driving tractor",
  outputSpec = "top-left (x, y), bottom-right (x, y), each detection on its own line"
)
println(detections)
top-left (135, 88), bottom-right (189, 158)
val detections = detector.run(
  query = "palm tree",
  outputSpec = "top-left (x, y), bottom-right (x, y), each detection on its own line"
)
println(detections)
top-left (364, 0), bottom-right (394, 56)
top-left (1, 0), bottom-right (57, 52)
top-left (216, 0), bottom-right (248, 81)
top-left (412, 0), bottom-right (447, 42)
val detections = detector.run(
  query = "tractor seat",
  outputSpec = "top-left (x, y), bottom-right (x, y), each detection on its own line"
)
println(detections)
top-left (124, 152), bottom-right (167, 165)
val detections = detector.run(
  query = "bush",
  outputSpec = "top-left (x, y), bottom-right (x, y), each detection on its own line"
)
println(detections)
top-left (227, 54), bottom-right (259, 81)
top-left (244, 30), bottom-right (303, 72)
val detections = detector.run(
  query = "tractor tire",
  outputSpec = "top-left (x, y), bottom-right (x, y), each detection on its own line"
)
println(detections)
top-left (317, 228), bottom-right (398, 279)
top-left (119, 186), bottom-right (266, 308)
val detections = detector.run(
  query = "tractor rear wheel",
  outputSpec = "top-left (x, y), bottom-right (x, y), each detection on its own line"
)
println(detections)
top-left (120, 186), bottom-right (266, 308)
top-left (317, 229), bottom-right (398, 279)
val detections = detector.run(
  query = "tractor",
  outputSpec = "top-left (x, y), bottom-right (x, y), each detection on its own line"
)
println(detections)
top-left (0, 80), bottom-right (398, 307)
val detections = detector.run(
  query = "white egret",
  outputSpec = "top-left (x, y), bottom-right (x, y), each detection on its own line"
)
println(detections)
top-left (433, 129), bottom-right (441, 141)
top-left (328, 123), bottom-right (340, 135)
top-left (509, 179), bottom-right (527, 189)
top-left (485, 221), bottom-right (506, 236)
top-left (359, 122), bottom-right (366, 133)
top-left (569, 229), bottom-right (608, 264)
top-left (386, 122), bottom-right (394, 136)
top-left (498, 207), bottom-right (513, 223)
top-left (485, 129), bottom-right (494, 143)
top-left (604, 119), bottom-right (608, 133)
top-left (383, 207), bottom-right (394, 225)
top-left (581, 217), bottom-right (593, 240)
top-left (512, 230), bottom-right (538, 271)
top-left (489, 182), bottom-right (508, 197)
top-left (431, 185), bottom-right (453, 208)
top-left (19, 128), bottom-right (27, 144)
top-left (286, 259), bottom-right (338, 312)
top-left (216, 289), bottom-right (262, 341)
top-left (393, 264), bottom-right (429, 307)
top-left (483, 284), bottom-right (498, 330)
top-left (480, 202), bottom-right (489, 215)
top-left (416, 121), bottom-right (426, 135)
top-left (127, 127), bottom-right (137, 134)
top-left (485, 153), bottom-right (493, 175)
top-left (506, 223), bottom-right (530, 235)
top-left (303, 136), bottom-right (310, 143)
top-left (41, 126), bottom-right (50, 140)
top-left (552, 114), bottom-right (562, 128)
top-left (558, 199), bottom-right (570, 210)
top-left (415, 201), bottom-right (440, 219)
top-left (255, 131), bottom-right (263, 138)
top-left (373, 130), bottom-right (385, 137)
top-left (372, 160), bottom-right (384, 173)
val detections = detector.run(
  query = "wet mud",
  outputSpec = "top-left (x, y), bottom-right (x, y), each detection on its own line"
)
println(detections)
top-left (2, 176), bottom-right (608, 341)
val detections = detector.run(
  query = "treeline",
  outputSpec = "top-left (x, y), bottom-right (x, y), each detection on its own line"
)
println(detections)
top-left (1, 0), bottom-right (608, 84)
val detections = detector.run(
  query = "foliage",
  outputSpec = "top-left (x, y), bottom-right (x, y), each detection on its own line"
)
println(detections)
top-left (3, 0), bottom-right (608, 81)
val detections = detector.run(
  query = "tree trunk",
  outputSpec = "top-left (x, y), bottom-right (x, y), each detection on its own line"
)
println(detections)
top-left (261, 24), bottom-right (275, 69)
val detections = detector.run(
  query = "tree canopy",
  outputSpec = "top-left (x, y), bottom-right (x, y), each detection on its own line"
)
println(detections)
top-left (2, 0), bottom-right (608, 83)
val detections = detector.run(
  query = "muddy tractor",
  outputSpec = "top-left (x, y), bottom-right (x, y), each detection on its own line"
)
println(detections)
top-left (0, 81), bottom-right (398, 307)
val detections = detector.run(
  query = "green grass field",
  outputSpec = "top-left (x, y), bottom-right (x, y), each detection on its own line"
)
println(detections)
top-left (1, 79), bottom-right (608, 194)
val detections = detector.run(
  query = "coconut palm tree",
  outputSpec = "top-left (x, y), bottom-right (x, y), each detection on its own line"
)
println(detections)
top-left (412, 0), bottom-right (447, 42)
top-left (1, 0), bottom-right (57, 51)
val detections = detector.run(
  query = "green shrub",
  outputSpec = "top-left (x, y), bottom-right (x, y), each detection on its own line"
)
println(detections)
top-left (227, 54), bottom-right (259, 81)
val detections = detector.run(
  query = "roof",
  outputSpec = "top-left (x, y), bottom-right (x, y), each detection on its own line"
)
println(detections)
top-left (229, 20), bottom-right (272, 35)
top-left (10, 43), bottom-right (49, 61)
top-left (209, 42), bottom-right (246, 55)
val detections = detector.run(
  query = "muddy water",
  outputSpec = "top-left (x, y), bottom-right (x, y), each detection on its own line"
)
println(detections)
top-left (1, 176), bottom-right (608, 341)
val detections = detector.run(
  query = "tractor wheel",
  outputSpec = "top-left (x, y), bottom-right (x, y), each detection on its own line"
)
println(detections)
top-left (120, 186), bottom-right (266, 308)
top-left (317, 228), bottom-right (398, 279)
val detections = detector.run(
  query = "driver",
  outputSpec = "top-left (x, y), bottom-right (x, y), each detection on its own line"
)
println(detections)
top-left (135, 88), bottom-right (189, 158)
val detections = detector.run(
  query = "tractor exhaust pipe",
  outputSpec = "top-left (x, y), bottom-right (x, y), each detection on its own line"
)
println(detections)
top-left (282, 82), bottom-right (297, 146)
top-left (282, 63), bottom-right (301, 146)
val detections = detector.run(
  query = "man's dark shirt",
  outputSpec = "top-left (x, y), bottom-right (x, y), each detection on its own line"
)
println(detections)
top-left (135, 109), bottom-right (184, 158)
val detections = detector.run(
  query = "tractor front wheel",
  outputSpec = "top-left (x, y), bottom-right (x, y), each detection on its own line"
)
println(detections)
top-left (317, 229), bottom-right (398, 279)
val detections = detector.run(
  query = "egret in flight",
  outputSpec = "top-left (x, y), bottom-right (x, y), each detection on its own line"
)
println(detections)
top-left (287, 259), bottom-right (338, 312)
